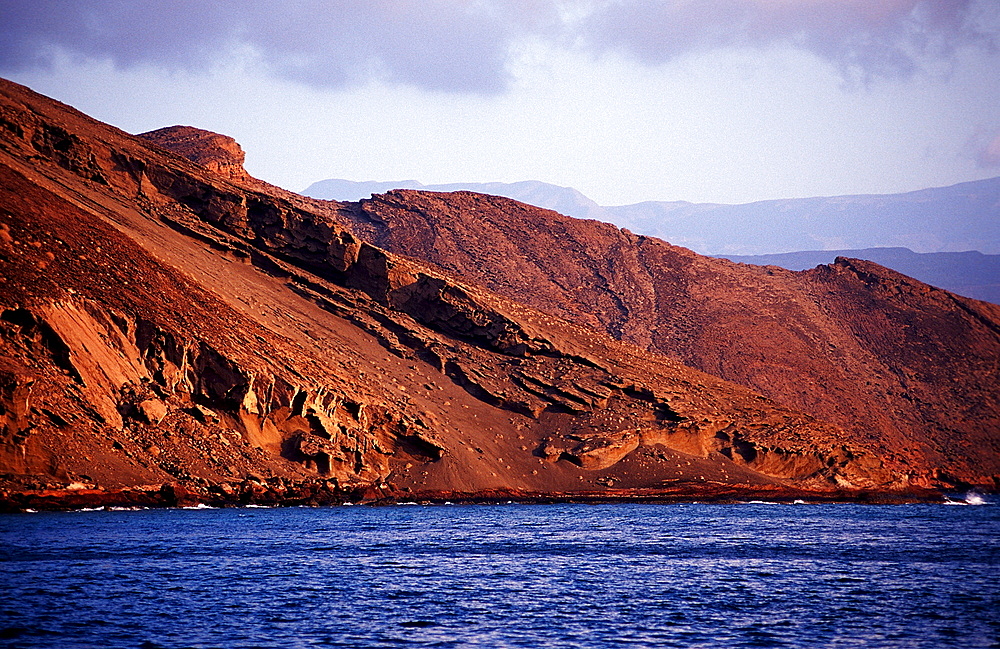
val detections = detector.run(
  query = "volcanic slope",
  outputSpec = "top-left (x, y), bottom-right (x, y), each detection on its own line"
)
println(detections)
top-left (0, 79), bottom-right (917, 508)
top-left (324, 189), bottom-right (1000, 491)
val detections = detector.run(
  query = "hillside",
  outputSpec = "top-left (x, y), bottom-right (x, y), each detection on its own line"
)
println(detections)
top-left (333, 189), bottom-right (1000, 492)
top-left (305, 178), bottom-right (607, 223)
top-left (305, 178), bottom-right (1000, 302)
top-left (1, 78), bottom-right (945, 510)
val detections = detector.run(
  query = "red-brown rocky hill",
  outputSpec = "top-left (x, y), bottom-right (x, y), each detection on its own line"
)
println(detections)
top-left (332, 189), bottom-right (1000, 489)
top-left (0, 78), bottom-right (918, 509)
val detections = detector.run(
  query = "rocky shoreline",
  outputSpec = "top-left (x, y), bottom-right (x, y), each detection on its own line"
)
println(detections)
top-left (0, 479), bottom-right (951, 512)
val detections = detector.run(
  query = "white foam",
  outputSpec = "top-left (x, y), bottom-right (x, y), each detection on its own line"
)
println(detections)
top-left (944, 492), bottom-right (992, 506)
top-left (964, 492), bottom-right (989, 505)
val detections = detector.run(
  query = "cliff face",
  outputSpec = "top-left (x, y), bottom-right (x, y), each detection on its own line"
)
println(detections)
top-left (0, 78), bottom-right (990, 510)
top-left (335, 190), bottom-right (1000, 489)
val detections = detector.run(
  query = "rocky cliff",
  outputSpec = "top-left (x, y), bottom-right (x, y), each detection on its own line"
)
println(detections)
top-left (0, 78), bottom-right (987, 509)
top-left (332, 189), bottom-right (1000, 491)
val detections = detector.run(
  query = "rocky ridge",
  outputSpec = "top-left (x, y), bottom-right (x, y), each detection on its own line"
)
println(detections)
top-left (0, 78), bottom-right (983, 509)
top-left (334, 187), bottom-right (1000, 490)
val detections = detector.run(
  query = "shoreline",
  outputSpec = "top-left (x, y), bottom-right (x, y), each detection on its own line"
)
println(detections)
top-left (0, 480), bottom-right (964, 512)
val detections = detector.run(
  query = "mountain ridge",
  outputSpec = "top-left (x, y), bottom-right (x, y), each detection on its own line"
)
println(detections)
top-left (1, 78), bottom-right (933, 510)
top-left (335, 188), bottom-right (1000, 490)
top-left (718, 248), bottom-right (1000, 305)
top-left (304, 176), bottom-right (1000, 255)
top-left (1, 78), bottom-right (996, 510)
top-left (304, 178), bottom-right (1000, 302)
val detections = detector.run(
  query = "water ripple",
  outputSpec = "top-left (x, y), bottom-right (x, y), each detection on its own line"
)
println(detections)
top-left (0, 503), bottom-right (997, 648)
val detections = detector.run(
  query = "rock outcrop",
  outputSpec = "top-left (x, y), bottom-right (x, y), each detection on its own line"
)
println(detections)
top-left (0, 77), bottom-right (986, 509)
top-left (139, 126), bottom-right (251, 183)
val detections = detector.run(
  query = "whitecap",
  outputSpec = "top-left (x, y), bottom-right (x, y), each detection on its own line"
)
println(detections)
top-left (964, 492), bottom-right (989, 505)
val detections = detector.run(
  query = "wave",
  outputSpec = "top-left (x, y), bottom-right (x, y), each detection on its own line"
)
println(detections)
top-left (943, 491), bottom-right (992, 506)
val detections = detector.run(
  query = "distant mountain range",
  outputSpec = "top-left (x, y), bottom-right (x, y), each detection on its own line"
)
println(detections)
top-left (302, 176), bottom-right (1000, 304)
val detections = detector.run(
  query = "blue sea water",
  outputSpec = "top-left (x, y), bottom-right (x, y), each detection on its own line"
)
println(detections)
top-left (0, 502), bottom-right (998, 649)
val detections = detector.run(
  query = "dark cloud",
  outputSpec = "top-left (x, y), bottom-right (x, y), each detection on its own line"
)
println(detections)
top-left (0, 0), bottom-right (559, 93)
top-left (0, 0), bottom-right (995, 93)
top-left (579, 0), bottom-right (997, 83)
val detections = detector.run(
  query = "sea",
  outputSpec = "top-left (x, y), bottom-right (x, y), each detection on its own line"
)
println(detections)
top-left (1, 499), bottom-right (997, 649)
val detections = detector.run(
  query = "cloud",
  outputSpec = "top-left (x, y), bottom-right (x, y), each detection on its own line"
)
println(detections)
top-left (0, 0), bottom-right (560, 94)
top-left (981, 137), bottom-right (1000, 167)
top-left (0, 0), bottom-right (995, 93)
top-left (579, 0), bottom-right (997, 83)
top-left (966, 127), bottom-right (1000, 168)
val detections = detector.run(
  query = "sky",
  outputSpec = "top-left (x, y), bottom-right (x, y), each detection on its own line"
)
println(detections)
top-left (1, 0), bottom-right (999, 206)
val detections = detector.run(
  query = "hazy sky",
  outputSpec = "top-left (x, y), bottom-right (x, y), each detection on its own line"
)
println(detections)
top-left (1, 0), bottom-right (999, 205)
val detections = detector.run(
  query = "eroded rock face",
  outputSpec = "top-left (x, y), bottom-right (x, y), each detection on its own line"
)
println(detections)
top-left (139, 126), bottom-right (250, 183)
top-left (0, 77), bottom-right (983, 509)
top-left (0, 358), bottom-right (34, 443)
top-left (0, 298), bottom-right (411, 488)
top-left (340, 189), bottom-right (1000, 489)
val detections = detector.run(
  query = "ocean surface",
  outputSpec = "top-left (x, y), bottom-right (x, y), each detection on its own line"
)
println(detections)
top-left (1, 501), bottom-right (997, 649)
